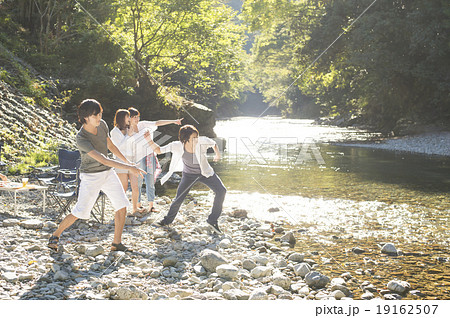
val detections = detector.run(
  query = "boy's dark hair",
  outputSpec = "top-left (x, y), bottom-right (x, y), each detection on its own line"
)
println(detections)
top-left (178, 125), bottom-right (199, 144)
top-left (128, 107), bottom-right (140, 117)
top-left (114, 109), bottom-right (130, 130)
top-left (78, 99), bottom-right (103, 124)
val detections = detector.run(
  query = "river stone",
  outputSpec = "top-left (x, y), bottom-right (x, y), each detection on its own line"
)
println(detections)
top-left (280, 231), bottom-right (296, 246)
top-left (193, 264), bottom-right (206, 276)
top-left (108, 279), bottom-right (121, 288)
top-left (250, 266), bottom-right (272, 279)
top-left (163, 256), bottom-right (178, 267)
top-left (218, 238), bottom-right (231, 249)
top-left (43, 221), bottom-right (57, 229)
top-left (54, 270), bottom-right (70, 281)
top-left (242, 259), bottom-right (257, 271)
top-left (384, 293), bottom-right (402, 300)
top-left (331, 290), bottom-right (346, 300)
top-left (114, 285), bottom-right (148, 300)
top-left (253, 255), bottom-right (269, 265)
top-left (231, 209), bottom-right (248, 218)
top-left (274, 259), bottom-right (288, 268)
top-left (361, 291), bottom-right (374, 300)
top-left (74, 244), bottom-right (87, 254)
top-left (2, 272), bottom-right (18, 283)
top-left (270, 285), bottom-right (286, 296)
top-left (387, 280), bottom-right (411, 294)
top-left (200, 249), bottom-right (228, 272)
top-left (330, 277), bottom-right (346, 286)
top-left (298, 286), bottom-right (310, 297)
top-left (272, 273), bottom-right (291, 290)
top-left (352, 247), bottom-right (366, 254)
top-left (305, 271), bottom-right (330, 289)
top-left (293, 262), bottom-right (311, 278)
top-left (381, 243), bottom-right (398, 255)
top-left (331, 284), bottom-right (352, 297)
top-left (288, 252), bottom-right (304, 263)
top-left (221, 282), bottom-right (237, 292)
top-left (2, 219), bottom-right (20, 227)
top-left (223, 289), bottom-right (249, 300)
top-left (169, 289), bottom-right (194, 298)
top-left (85, 245), bottom-right (104, 257)
top-left (20, 219), bottom-right (43, 229)
top-left (249, 289), bottom-right (269, 300)
top-left (216, 264), bottom-right (239, 280)
top-left (18, 273), bottom-right (34, 281)
top-left (26, 245), bottom-right (41, 252)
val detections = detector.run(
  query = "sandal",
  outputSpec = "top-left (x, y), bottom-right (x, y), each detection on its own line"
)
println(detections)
top-left (48, 235), bottom-right (59, 251)
top-left (149, 206), bottom-right (159, 213)
top-left (111, 242), bottom-right (131, 252)
top-left (136, 206), bottom-right (146, 213)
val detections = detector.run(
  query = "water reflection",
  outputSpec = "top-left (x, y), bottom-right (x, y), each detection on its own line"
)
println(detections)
top-left (212, 117), bottom-right (450, 211)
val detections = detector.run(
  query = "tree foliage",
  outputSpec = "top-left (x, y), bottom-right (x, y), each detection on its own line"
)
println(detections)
top-left (242, 0), bottom-right (450, 127)
top-left (0, 0), bottom-right (249, 119)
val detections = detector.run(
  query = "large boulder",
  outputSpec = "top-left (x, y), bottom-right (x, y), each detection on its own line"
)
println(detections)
top-left (200, 249), bottom-right (228, 272)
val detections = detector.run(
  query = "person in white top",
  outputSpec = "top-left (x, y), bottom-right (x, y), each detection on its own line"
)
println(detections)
top-left (110, 109), bottom-right (143, 215)
top-left (144, 124), bottom-right (226, 234)
top-left (127, 107), bottom-right (183, 214)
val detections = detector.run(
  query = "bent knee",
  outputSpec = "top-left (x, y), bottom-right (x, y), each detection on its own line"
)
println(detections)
top-left (215, 186), bottom-right (227, 195)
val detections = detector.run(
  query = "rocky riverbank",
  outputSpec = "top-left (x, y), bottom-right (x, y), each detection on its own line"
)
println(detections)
top-left (1, 189), bottom-right (448, 301)
top-left (335, 131), bottom-right (450, 157)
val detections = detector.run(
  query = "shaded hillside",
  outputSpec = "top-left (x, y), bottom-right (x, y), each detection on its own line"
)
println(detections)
top-left (0, 80), bottom-right (77, 164)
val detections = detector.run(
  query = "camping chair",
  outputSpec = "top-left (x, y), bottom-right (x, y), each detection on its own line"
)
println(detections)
top-left (49, 148), bottom-right (106, 223)
top-left (52, 169), bottom-right (107, 223)
top-left (28, 148), bottom-right (80, 207)
top-left (56, 148), bottom-right (81, 184)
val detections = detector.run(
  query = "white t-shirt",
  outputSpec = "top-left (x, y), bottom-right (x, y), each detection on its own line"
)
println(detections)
top-left (159, 136), bottom-right (217, 184)
top-left (110, 126), bottom-right (131, 159)
top-left (126, 121), bottom-right (158, 162)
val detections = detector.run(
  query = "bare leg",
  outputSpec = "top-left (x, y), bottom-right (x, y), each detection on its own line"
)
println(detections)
top-left (113, 207), bottom-right (126, 244)
top-left (129, 174), bottom-right (140, 213)
top-left (52, 214), bottom-right (78, 238)
top-left (117, 173), bottom-right (129, 192)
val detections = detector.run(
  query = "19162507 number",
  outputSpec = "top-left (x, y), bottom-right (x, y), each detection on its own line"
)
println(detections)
top-left (376, 305), bottom-right (438, 315)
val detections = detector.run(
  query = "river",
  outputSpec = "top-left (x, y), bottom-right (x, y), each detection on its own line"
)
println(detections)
top-left (168, 116), bottom-right (450, 299)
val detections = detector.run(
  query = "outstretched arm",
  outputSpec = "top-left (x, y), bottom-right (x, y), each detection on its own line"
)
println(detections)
top-left (87, 149), bottom-right (145, 178)
top-left (144, 131), bottom-right (162, 155)
top-left (155, 118), bottom-right (183, 127)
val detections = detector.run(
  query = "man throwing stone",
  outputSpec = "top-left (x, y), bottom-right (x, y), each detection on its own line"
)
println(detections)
top-left (48, 99), bottom-right (145, 252)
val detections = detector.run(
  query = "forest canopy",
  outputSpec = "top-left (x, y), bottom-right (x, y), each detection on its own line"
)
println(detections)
top-left (0, 0), bottom-right (448, 130)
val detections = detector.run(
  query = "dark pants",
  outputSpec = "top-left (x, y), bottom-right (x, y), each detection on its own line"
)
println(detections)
top-left (163, 172), bottom-right (226, 224)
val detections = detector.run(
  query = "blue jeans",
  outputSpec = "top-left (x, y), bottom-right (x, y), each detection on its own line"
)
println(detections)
top-left (138, 155), bottom-right (156, 202)
top-left (162, 172), bottom-right (226, 225)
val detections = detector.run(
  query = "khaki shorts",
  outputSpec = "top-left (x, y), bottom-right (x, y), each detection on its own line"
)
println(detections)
top-left (71, 169), bottom-right (130, 219)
